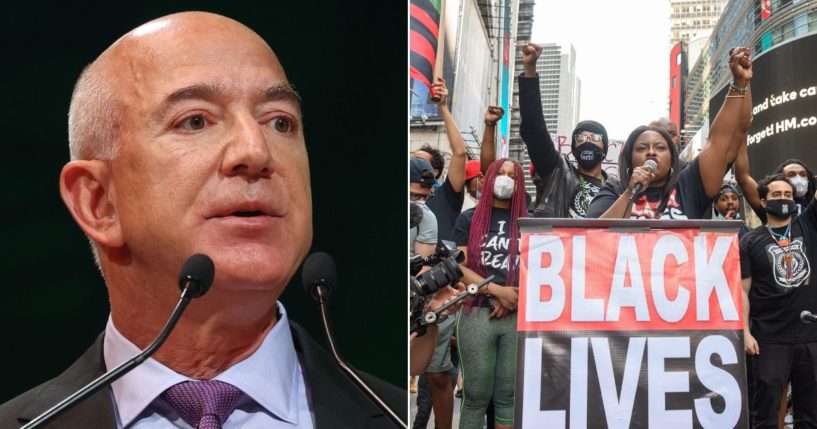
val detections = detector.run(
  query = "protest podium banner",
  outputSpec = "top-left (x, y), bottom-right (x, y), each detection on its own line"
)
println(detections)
top-left (515, 219), bottom-right (747, 428)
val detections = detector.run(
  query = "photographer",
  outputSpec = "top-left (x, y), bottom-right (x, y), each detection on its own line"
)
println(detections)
top-left (411, 157), bottom-right (438, 258)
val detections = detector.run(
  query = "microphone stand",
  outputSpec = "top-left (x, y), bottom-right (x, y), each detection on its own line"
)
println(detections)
top-left (315, 286), bottom-right (408, 429)
top-left (22, 284), bottom-right (198, 429)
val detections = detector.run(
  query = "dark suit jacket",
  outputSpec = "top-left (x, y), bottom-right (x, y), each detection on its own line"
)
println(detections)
top-left (0, 322), bottom-right (406, 428)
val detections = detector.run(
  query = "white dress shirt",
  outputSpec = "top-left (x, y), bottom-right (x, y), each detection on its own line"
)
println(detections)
top-left (103, 302), bottom-right (315, 428)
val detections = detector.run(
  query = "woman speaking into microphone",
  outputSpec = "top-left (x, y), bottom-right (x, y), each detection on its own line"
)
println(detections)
top-left (587, 46), bottom-right (754, 220)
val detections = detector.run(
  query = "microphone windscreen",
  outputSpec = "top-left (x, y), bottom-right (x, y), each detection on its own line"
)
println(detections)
top-left (302, 252), bottom-right (337, 300)
top-left (644, 159), bottom-right (658, 172)
top-left (178, 254), bottom-right (215, 298)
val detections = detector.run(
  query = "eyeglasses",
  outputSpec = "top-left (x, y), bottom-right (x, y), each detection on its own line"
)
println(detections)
top-left (575, 133), bottom-right (603, 144)
top-left (410, 192), bottom-right (431, 202)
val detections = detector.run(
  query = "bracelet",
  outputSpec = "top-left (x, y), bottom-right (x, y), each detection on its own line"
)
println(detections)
top-left (726, 94), bottom-right (745, 99)
top-left (484, 120), bottom-right (496, 127)
top-left (729, 81), bottom-right (749, 95)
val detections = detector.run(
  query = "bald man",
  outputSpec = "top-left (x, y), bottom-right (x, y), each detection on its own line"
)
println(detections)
top-left (0, 12), bottom-right (403, 429)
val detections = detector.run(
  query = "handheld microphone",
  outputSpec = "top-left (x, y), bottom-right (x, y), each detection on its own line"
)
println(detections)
top-left (801, 310), bottom-right (817, 323)
top-left (22, 254), bottom-right (215, 429)
top-left (302, 252), bottom-right (407, 428)
top-left (630, 159), bottom-right (658, 201)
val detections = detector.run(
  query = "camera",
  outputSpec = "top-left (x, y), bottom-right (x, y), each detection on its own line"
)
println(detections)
top-left (410, 240), bottom-right (464, 295)
top-left (410, 241), bottom-right (464, 336)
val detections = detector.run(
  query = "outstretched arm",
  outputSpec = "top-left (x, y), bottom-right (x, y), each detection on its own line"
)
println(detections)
top-left (433, 77), bottom-right (467, 192)
top-left (698, 47), bottom-right (753, 197)
top-left (480, 106), bottom-right (504, 173)
top-left (733, 68), bottom-right (761, 211)
top-left (518, 42), bottom-right (560, 177)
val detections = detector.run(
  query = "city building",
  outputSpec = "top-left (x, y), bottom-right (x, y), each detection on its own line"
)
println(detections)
top-left (683, 0), bottom-right (817, 152)
top-left (410, 0), bottom-right (522, 176)
top-left (508, 41), bottom-right (580, 196)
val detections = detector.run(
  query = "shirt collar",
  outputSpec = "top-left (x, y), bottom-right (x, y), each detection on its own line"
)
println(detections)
top-left (104, 302), bottom-right (301, 427)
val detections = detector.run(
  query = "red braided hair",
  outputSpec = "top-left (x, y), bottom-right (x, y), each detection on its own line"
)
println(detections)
top-left (466, 158), bottom-right (528, 286)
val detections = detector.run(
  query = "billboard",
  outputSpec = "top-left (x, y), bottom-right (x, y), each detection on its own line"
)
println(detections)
top-left (708, 33), bottom-right (817, 178)
top-left (515, 220), bottom-right (747, 428)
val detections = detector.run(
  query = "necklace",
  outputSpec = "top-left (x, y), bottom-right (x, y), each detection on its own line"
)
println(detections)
top-left (767, 223), bottom-right (793, 284)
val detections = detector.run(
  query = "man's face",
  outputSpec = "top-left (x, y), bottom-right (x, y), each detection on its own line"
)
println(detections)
top-left (763, 180), bottom-right (794, 204)
top-left (574, 131), bottom-right (604, 151)
top-left (782, 163), bottom-right (808, 182)
top-left (106, 17), bottom-right (312, 294)
top-left (466, 173), bottom-right (483, 199)
top-left (716, 192), bottom-right (739, 217)
top-left (666, 123), bottom-right (681, 150)
top-left (409, 182), bottom-right (432, 202)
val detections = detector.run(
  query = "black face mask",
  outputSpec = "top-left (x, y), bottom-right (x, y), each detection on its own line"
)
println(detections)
top-left (765, 199), bottom-right (797, 219)
top-left (573, 142), bottom-right (604, 170)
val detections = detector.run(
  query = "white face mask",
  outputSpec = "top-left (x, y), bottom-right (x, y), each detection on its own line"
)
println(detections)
top-left (790, 176), bottom-right (809, 197)
top-left (493, 175), bottom-right (515, 200)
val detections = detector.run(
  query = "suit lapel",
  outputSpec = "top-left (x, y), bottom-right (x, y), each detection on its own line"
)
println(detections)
top-left (289, 322), bottom-right (385, 428)
top-left (17, 334), bottom-right (117, 429)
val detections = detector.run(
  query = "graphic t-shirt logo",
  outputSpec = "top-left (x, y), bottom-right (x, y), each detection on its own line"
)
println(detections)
top-left (766, 238), bottom-right (810, 289)
top-left (630, 189), bottom-right (686, 219)
top-left (569, 179), bottom-right (600, 218)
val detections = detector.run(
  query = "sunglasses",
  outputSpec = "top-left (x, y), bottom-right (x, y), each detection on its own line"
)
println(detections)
top-left (575, 133), bottom-right (603, 144)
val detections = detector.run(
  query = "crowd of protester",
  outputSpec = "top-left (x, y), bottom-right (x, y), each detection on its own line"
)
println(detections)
top-left (410, 43), bottom-right (815, 428)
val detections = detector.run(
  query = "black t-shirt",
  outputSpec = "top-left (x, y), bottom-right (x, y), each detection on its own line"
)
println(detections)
top-left (451, 207), bottom-right (517, 287)
top-left (739, 199), bottom-right (817, 344)
top-left (426, 177), bottom-right (464, 241)
top-left (586, 157), bottom-right (712, 219)
top-left (568, 174), bottom-right (603, 218)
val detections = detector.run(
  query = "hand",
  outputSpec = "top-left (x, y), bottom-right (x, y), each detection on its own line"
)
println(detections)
top-left (520, 42), bottom-right (541, 76)
top-left (484, 106), bottom-right (504, 126)
top-left (489, 303), bottom-right (511, 319)
top-left (627, 164), bottom-right (655, 195)
top-left (491, 285), bottom-right (519, 311)
top-left (431, 77), bottom-right (448, 106)
top-left (728, 47), bottom-right (752, 86)
top-left (724, 209), bottom-right (737, 219)
top-left (744, 331), bottom-right (759, 355)
top-left (427, 283), bottom-right (466, 316)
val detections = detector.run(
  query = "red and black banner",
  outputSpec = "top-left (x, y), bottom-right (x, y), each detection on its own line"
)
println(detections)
top-left (515, 220), bottom-right (748, 428)
top-left (410, 0), bottom-right (441, 89)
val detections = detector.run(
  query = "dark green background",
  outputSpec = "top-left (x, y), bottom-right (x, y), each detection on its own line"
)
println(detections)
top-left (0, 2), bottom-right (406, 402)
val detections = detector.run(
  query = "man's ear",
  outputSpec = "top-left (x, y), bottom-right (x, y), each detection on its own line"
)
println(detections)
top-left (760, 198), bottom-right (767, 209)
top-left (59, 160), bottom-right (124, 248)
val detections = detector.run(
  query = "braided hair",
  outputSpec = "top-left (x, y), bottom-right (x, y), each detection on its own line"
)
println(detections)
top-left (617, 126), bottom-right (681, 216)
top-left (466, 158), bottom-right (528, 286)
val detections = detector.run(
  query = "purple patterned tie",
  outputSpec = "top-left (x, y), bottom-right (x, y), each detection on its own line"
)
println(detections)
top-left (162, 380), bottom-right (242, 429)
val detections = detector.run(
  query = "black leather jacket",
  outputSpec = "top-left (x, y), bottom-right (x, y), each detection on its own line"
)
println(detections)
top-left (519, 74), bottom-right (602, 218)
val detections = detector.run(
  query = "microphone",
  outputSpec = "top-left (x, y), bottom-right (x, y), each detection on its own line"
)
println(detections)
top-left (801, 310), bottom-right (817, 323)
top-left (630, 159), bottom-right (658, 201)
top-left (302, 252), bottom-right (407, 429)
top-left (22, 254), bottom-right (215, 429)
